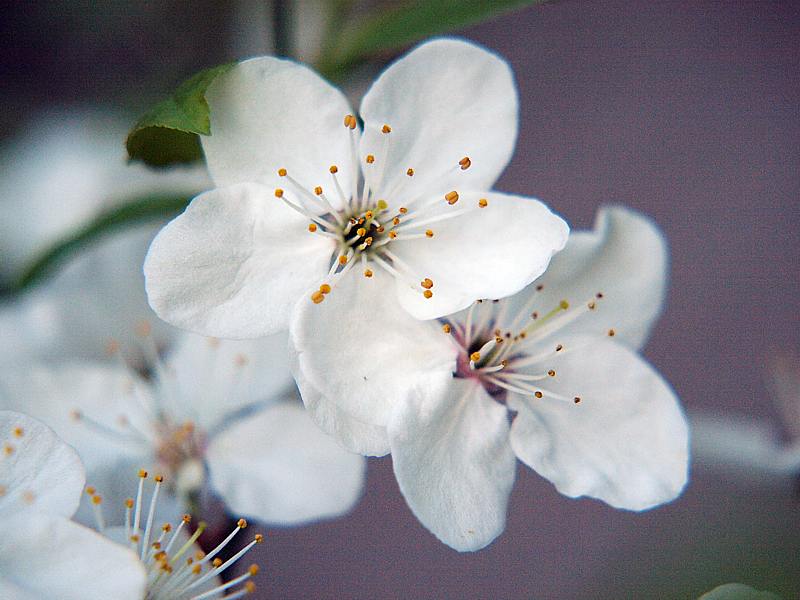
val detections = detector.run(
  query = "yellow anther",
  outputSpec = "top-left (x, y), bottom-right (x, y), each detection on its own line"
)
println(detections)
top-left (154, 475), bottom-right (164, 483)
top-left (314, 186), bottom-right (323, 195)
top-left (338, 255), bottom-right (348, 265)
top-left (399, 207), bottom-right (408, 214)
top-left (274, 188), bottom-right (284, 198)
top-left (423, 290), bottom-right (433, 299)
top-left (192, 564), bottom-right (202, 574)
top-left (470, 352), bottom-right (481, 362)
top-left (237, 518), bottom-right (248, 529)
top-left (442, 323), bottom-right (452, 334)
top-left (245, 581), bottom-right (256, 593)
top-left (534, 391), bottom-right (543, 399)
top-left (392, 217), bottom-right (400, 225)
top-left (425, 229), bottom-right (434, 238)
top-left (182, 514), bottom-right (192, 523)
top-left (212, 557), bottom-right (223, 568)
top-left (445, 191), bottom-right (459, 204)
top-left (329, 165), bottom-right (338, 174)
top-left (308, 223), bottom-right (318, 232)
top-left (5, 444), bottom-right (16, 456)
top-left (588, 301), bottom-right (596, 310)
top-left (138, 469), bottom-right (148, 478)
top-left (608, 328), bottom-right (616, 337)
top-left (277, 168), bottom-right (287, 177)
top-left (92, 495), bottom-right (102, 505)
top-left (547, 370), bottom-right (556, 377)
top-left (12, 427), bottom-right (23, 438)
top-left (364, 269), bottom-right (373, 278)
top-left (388, 231), bottom-right (397, 239)
top-left (85, 486), bottom-right (96, 495)
top-left (377, 199), bottom-right (388, 210)
top-left (125, 498), bottom-right (134, 509)
top-left (356, 227), bottom-right (367, 237)
top-left (556, 344), bottom-right (563, 352)
top-left (194, 550), bottom-right (204, 560)
top-left (376, 225), bottom-right (385, 233)
top-left (382, 124), bottom-right (392, 133)
top-left (364, 236), bottom-right (373, 246)
top-left (130, 534), bottom-right (140, 542)
top-left (559, 300), bottom-right (569, 310)
top-left (459, 156), bottom-right (471, 170)
top-left (365, 210), bottom-right (373, 219)
top-left (162, 523), bottom-right (172, 532)
top-left (255, 534), bottom-right (264, 543)
top-left (249, 564), bottom-right (260, 576)
top-left (319, 284), bottom-right (332, 294)
top-left (366, 154), bottom-right (375, 164)
top-left (311, 291), bottom-right (325, 304)
top-left (478, 198), bottom-right (488, 208)
top-left (420, 278), bottom-right (433, 289)
top-left (574, 397), bottom-right (582, 404)
top-left (343, 114), bottom-right (356, 129)
top-left (406, 168), bottom-right (414, 176)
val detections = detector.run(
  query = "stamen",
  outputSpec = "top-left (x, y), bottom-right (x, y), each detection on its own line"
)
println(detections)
top-left (459, 156), bottom-right (471, 170)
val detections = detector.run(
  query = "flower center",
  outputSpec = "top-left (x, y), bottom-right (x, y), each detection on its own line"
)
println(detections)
top-left (445, 288), bottom-right (611, 405)
top-left (85, 470), bottom-right (263, 600)
top-left (272, 115), bottom-right (490, 305)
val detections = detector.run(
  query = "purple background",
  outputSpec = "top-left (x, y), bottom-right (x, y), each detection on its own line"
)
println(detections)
top-left (3, 1), bottom-right (799, 598)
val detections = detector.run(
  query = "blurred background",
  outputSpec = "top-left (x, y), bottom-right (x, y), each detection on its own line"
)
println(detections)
top-left (1, 1), bottom-right (798, 598)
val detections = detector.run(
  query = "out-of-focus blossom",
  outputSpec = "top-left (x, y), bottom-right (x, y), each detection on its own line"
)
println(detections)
top-left (0, 329), bottom-right (365, 528)
top-left (144, 38), bottom-right (568, 338)
top-left (292, 206), bottom-right (688, 551)
top-left (698, 583), bottom-right (782, 600)
top-left (0, 410), bottom-right (146, 599)
top-left (0, 110), bottom-right (209, 365)
top-left (691, 353), bottom-right (800, 483)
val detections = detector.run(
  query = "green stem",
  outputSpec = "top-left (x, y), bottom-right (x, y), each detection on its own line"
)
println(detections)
top-left (3, 195), bottom-right (191, 296)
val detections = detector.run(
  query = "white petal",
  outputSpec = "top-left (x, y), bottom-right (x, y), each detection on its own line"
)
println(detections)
top-left (508, 335), bottom-right (688, 511)
top-left (0, 512), bottom-right (146, 600)
top-left (203, 57), bottom-right (355, 195)
top-left (0, 411), bottom-right (84, 518)
top-left (509, 205), bottom-right (668, 349)
top-left (290, 268), bottom-right (457, 426)
top-left (290, 345), bottom-right (390, 456)
top-left (145, 182), bottom-right (334, 338)
top-left (690, 411), bottom-right (800, 477)
top-left (391, 191), bottom-right (569, 319)
top-left (166, 330), bottom-right (293, 431)
top-left (387, 378), bottom-right (516, 552)
top-left (206, 402), bottom-right (366, 525)
top-left (359, 38), bottom-right (517, 202)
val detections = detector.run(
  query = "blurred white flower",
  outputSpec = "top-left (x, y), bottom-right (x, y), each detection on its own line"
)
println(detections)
top-left (292, 206), bottom-right (689, 551)
top-left (144, 38), bottom-right (568, 338)
top-left (0, 410), bottom-right (146, 599)
top-left (0, 329), bottom-right (365, 529)
top-left (691, 352), bottom-right (800, 483)
top-left (0, 109), bottom-right (209, 365)
top-left (698, 583), bottom-right (782, 600)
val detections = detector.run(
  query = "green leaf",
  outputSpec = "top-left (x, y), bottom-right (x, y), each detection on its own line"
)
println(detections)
top-left (317, 0), bottom-right (548, 78)
top-left (4, 195), bottom-right (191, 295)
top-left (126, 64), bottom-right (234, 167)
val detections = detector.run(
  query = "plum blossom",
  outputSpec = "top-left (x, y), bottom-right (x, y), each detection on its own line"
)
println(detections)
top-left (0, 328), bottom-right (365, 529)
top-left (0, 410), bottom-right (146, 599)
top-left (291, 206), bottom-right (689, 551)
top-left (691, 352), bottom-right (800, 485)
top-left (144, 38), bottom-right (568, 338)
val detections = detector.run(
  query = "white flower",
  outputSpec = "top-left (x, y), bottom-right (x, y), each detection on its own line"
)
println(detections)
top-left (0, 328), bottom-right (365, 529)
top-left (0, 410), bottom-right (146, 599)
top-left (691, 352), bottom-right (800, 484)
top-left (0, 109), bottom-right (209, 366)
top-left (143, 38), bottom-right (569, 338)
top-left (291, 206), bottom-right (689, 551)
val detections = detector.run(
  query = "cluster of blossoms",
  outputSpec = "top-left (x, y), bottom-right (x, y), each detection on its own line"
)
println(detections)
top-left (142, 36), bottom-right (690, 552)
top-left (0, 410), bottom-right (263, 599)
